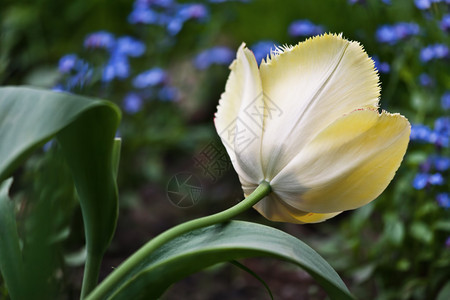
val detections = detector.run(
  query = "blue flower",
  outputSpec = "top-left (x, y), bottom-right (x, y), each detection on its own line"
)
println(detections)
top-left (429, 173), bottom-right (444, 185)
top-left (441, 91), bottom-right (450, 110)
top-left (375, 25), bottom-right (398, 44)
top-left (58, 54), bottom-right (79, 73)
top-left (123, 93), bottom-right (143, 114)
top-left (158, 85), bottom-right (179, 101)
top-left (420, 44), bottom-right (449, 62)
top-left (102, 55), bottom-right (130, 82)
top-left (372, 56), bottom-right (390, 73)
top-left (435, 117), bottom-right (450, 136)
top-left (427, 117), bottom-right (450, 148)
top-left (133, 67), bottom-right (167, 88)
top-left (413, 173), bottom-right (430, 189)
top-left (431, 156), bottom-right (450, 171)
top-left (250, 41), bottom-right (278, 65)
top-left (418, 73), bottom-right (434, 87)
top-left (442, 14), bottom-right (450, 32)
top-left (413, 172), bottom-right (444, 189)
top-left (433, 44), bottom-right (449, 59)
top-left (288, 20), bottom-right (325, 37)
top-left (128, 7), bottom-right (161, 24)
top-left (84, 31), bottom-right (115, 49)
top-left (194, 46), bottom-right (235, 70)
top-left (420, 46), bottom-right (435, 62)
top-left (116, 36), bottom-right (146, 57)
top-left (436, 193), bottom-right (450, 209)
top-left (376, 22), bottom-right (420, 44)
top-left (69, 64), bottom-right (93, 89)
top-left (167, 4), bottom-right (209, 35)
top-left (395, 22), bottom-right (420, 38)
top-left (414, 0), bottom-right (431, 9)
top-left (410, 124), bottom-right (433, 143)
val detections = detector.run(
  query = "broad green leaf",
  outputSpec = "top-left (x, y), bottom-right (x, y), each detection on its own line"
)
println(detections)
top-left (0, 179), bottom-right (25, 300)
top-left (437, 281), bottom-right (450, 300)
top-left (107, 221), bottom-right (353, 300)
top-left (0, 86), bottom-right (121, 297)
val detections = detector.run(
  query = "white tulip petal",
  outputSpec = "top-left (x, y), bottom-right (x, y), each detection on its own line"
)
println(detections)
top-left (215, 43), bottom-right (265, 185)
top-left (253, 193), bottom-right (341, 224)
top-left (271, 109), bottom-right (411, 214)
top-left (259, 34), bottom-right (380, 179)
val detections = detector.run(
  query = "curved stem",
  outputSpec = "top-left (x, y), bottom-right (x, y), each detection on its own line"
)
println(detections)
top-left (81, 252), bottom-right (102, 299)
top-left (86, 181), bottom-right (271, 300)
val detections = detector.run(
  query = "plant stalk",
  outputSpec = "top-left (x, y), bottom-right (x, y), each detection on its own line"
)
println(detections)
top-left (86, 181), bottom-right (271, 299)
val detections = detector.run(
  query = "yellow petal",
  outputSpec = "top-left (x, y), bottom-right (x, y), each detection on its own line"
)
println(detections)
top-left (252, 193), bottom-right (341, 224)
top-left (271, 108), bottom-right (410, 214)
top-left (214, 43), bottom-right (265, 185)
top-left (259, 34), bottom-right (380, 180)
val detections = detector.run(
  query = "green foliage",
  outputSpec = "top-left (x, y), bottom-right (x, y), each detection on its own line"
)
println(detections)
top-left (101, 221), bottom-right (352, 300)
top-left (0, 87), bottom-right (121, 298)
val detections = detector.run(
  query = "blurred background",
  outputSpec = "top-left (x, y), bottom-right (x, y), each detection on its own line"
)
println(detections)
top-left (1, 0), bottom-right (449, 299)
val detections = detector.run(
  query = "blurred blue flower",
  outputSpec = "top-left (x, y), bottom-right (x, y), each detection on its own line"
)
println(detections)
top-left (116, 36), bottom-right (146, 57)
top-left (418, 73), bottom-right (434, 87)
top-left (436, 193), bottom-right (450, 209)
top-left (414, 0), bottom-right (431, 9)
top-left (429, 117), bottom-right (450, 148)
top-left (133, 67), bottom-right (167, 88)
top-left (67, 61), bottom-right (93, 89)
top-left (429, 173), bottom-right (444, 185)
top-left (167, 4), bottom-right (209, 35)
top-left (442, 14), bottom-right (450, 31)
top-left (250, 40), bottom-right (278, 64)
top-left (413, 173), bottom-right (429, 189)
top-left (194, 46), bottom-right (235, 69)
top-left (376, 25), bottom-right (397, 44)
top-left (413, 172), bottom-right (444, 189)
top-left (433, 44), bottom-right (449, 59)
top-left (158, 85), bottom-right (179, 101)
top-left (410, 124), bottom-right (433, 143)
top-left (123, 93), bottom-right (143, 114)
top-left (128, 7), bottom-right (161, 24)
top-left (102, 55), bottom-right (130, 82)
top-left (435, 117), bottom-right (450, 135)
top-left (420, 44), bottom-right (449, 62)
top-left (58, 54), bottom-right (79, 73)
top-left (84, 31), bottom-right (115, 49)
top-left (376, 22), bottom-right (419, 44)
top-left (420, 46), bottom-right (435, 62)
top-left (144, 0), bottom-right (174, 8)
top-left (288, 20), bottom-right (325, 37)
top-left (372, 56), bottom-right (390, 73)
top-left (431, 156), bottom-right (450, 171)
top-left (441, 91), bottom-right (450, 110)
top-left (446, 236), bottom-right (450, 248)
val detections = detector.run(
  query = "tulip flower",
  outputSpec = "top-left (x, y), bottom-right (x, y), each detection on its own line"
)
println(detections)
top-left (215, 34), bottom-right (410, 223)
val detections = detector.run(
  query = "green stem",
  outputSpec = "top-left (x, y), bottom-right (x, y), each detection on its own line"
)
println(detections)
top-left (86, 181), bottom-right (271, 300)
top-left (81, 252), bottom-right (102, 299)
